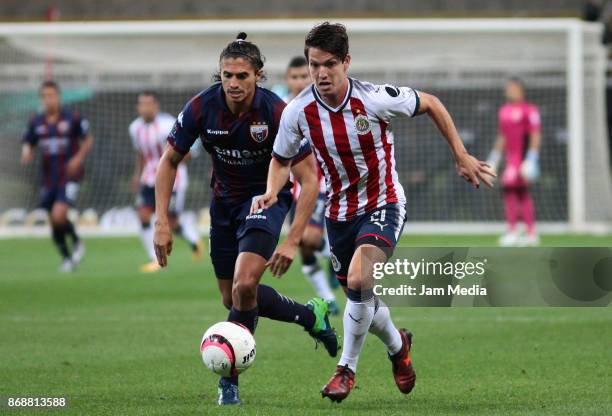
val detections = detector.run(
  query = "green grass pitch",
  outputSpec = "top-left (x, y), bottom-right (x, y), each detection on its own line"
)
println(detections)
top-left (1, 235), bottom-right (611, 415)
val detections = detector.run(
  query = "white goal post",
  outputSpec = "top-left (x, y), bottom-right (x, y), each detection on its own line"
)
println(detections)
top-left (0, 19), bottom-right (610, 236)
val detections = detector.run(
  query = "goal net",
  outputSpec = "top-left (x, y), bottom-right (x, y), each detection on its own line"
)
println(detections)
top-left (0, 19), bottom-right (610, 235)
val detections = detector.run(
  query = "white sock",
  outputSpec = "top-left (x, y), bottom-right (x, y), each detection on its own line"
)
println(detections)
top-left (338, 297), bottom-right (376, 373)
top-left (303, 264), bottom-right (336, 302)
top-left (140, 225), bottom-right (156, 261)
top-left (369, 298), bottom-right (402, 356)
top-left (179, 216), bottom-right (200, 245)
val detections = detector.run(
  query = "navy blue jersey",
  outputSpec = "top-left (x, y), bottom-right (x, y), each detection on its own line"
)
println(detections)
top-left (168, 83), bottom-right (311, 204)
top-left (23, 108), bottom-right (90, 188)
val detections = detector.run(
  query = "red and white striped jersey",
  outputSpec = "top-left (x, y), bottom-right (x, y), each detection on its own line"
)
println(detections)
top-left (273, 78), bottom-right (419, 222)
top-left (129, 112), bottom-right (187, 191)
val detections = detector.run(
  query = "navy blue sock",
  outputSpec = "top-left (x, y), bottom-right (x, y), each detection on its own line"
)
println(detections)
top-left (227, 306), bottom-right (258, 334)
top-left (220, 375), bottom-right (239, 385)
top-left (257, 284), bottom-right (316, 331)
top-left (347, 287), bottom-right (374, 302)
top-left (302, 252), bottom-right (317, 266)
top-left (52, 225), bottom-right (70, 259)
top-left (65, 221), bottom-right (79, 244)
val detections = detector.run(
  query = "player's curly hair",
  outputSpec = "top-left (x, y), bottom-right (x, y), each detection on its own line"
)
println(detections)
top-left (213, 32), bottom-right (266, 82)
top-left (304, 22), bottom-right (349, 62)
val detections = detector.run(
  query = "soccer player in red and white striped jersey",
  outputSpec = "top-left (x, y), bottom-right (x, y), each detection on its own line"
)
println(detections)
top-left (129, 91), bottom-right (202, 272)
top-left (253, 22), bottom-right (495, 402)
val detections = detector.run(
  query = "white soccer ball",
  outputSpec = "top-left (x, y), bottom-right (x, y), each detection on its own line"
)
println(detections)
top-left (200, 321), bottom-right (256, 377)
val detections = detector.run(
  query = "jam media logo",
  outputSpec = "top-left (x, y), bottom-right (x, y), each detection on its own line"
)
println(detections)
top-left (250, 122), bottom-right (269, 143)
top-left (354, 113), bottom-right (371, 135)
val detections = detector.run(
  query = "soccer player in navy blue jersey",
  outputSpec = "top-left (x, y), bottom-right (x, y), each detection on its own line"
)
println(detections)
top-left (153, 33), bottom-right (339, 405)
top-left (21, 80), bottom-right (94, 272)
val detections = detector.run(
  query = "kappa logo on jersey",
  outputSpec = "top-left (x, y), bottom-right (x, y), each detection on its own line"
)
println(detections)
top-left (207, 128), bottom-right (229, 136)
top-left (177, 112), bottom-right (184, 127)
top-left (354, 113), bottom-right (371, 135)
top-left (250, 122), bottom-right (269, 143)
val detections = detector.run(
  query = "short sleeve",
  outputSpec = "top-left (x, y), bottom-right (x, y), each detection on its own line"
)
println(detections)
top-left (372, 84), bottom-right (420, 122)
top-left (527, 105), bottom-right (541, 133)
top-left (23, 118), bottom-right (37, 145)
top-left (168, 98), bottom-right (202, 155)
top-left (288, 138), bottom-right (312, 166)
top-left (272, 102), bottom-right (304, 163)
top-left (72, 113), bottom-right (90, 139)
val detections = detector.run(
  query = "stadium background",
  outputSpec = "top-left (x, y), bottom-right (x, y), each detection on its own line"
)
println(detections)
top-left (1, 1), bottom-right (612, 233)
top-left (1, 3), bottom-right (611, 415)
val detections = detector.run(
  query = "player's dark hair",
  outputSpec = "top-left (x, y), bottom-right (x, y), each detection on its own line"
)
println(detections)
top-left (287, 56), bottom-right (307, 69)
top-left (213, 32), bottom-right (266, 82)
top-left (39, 80), bottom-right (60, 93)
top-left (508, 77), bottom-right (525, 88)
top-left (138, 90), bottom-right (159, 101)
top-left (304, 22), bottom-right (349, 62)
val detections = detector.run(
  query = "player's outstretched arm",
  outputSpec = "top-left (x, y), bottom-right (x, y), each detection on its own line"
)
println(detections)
top-left (267, 153), bottom-right (318, 277)
top-left (250, 157), bottom-right (291, 214)
top-left (417, 91), bottom-right (496, 188)
top-left (154, 146), bottom-right (183, 267)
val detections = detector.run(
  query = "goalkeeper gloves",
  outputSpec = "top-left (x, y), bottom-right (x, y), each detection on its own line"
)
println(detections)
top-left (520, 150), bottom-right (540, 182)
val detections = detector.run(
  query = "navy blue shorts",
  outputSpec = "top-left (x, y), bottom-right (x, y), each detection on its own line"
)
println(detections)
top-left (209, 191), bottom-right (292, 279)
top-left (326, 203), bottom-right (406, 287)
top-left (136, 185), bottom-right (177, 214)
top-left (289, 192), bottom-right (326, 229)
top-left (39, 182), bottom-right (79, 211)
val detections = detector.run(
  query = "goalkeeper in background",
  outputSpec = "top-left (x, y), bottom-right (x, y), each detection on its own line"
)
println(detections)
top-left (487, 78), bottom-right (541, 246)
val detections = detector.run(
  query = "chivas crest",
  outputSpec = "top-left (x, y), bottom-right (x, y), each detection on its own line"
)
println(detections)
top-left (250, 122), bottom-right (269, 143)
top-left (354, 113), bottom-right (371, 135)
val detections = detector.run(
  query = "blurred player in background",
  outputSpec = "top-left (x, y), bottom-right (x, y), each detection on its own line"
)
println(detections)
top-left (153, 33), bottom-right (339, 405)
top-left (487, 78), bottom-right (541, 246)
top-left (21, 80), bottom-right (93, 272)
top-left (255, 22), bottom-right (495, 403)
top-left (279, 56), bottom-right (340, 315)
top-left (129, 91), bottom-right (203, 273)
top-left (273, 56), bottom-right (311, 102)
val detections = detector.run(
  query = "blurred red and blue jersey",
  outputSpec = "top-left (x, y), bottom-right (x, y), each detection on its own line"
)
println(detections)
top-left (168, 83), bottom-right (311, 204)
top-left (23, 108), bottom-right (90, 188)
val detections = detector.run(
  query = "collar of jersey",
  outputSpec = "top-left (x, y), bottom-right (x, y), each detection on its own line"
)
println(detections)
top-left (311, 78), bottom-right (353, 113)
top-left (216, 83), bottom-right (263, 113)
top-left (42, 107), bottom-right (69, 123)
